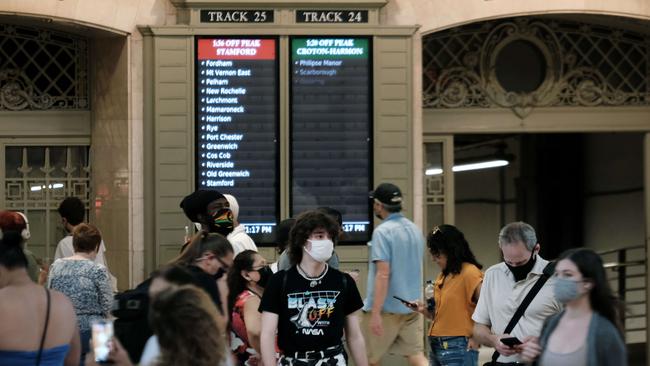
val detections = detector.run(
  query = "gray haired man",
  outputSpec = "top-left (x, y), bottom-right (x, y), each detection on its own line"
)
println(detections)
top-left (472, 222), bottom-right (562, 365)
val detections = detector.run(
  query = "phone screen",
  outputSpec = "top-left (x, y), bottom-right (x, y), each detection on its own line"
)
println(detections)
top-left (92, 320), bottom-right (113, 363)
top-left (500, 337), bottom-right (522, 347)
top-left (393, 295), bottom-right (416, 308)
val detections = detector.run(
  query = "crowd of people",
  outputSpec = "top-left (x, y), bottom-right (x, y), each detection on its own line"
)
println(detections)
top-left (0, 182), bottom-right (628, 366)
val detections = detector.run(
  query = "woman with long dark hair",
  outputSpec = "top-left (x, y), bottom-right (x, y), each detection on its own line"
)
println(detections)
top-left (520, 248), bottom-right (626, 366)
top-left (170, 231), bottom-right (234, 317)
top-left (413, 225), bottom-right (483, 366)
top-left (0, 210), bottom-right (81, 366)
top-left (227, 250), bottom-right (272, 365)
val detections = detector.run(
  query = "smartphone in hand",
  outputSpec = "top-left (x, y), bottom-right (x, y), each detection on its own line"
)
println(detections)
top-left (92, 320), bottom-right (114, 364)
top-left (393, 295), bottom-right (417, 309)
top-left (500, 337), bottom-right (522, 348)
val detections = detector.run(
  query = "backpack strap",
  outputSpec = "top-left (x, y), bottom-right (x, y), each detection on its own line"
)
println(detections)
top-left (489, 261), bottom-right (555, 365)
top-left (281, 268), bottom-right (289, 294)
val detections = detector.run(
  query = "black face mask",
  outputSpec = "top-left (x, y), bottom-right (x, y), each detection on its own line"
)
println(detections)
top-left (506, 251), bottom-right (537, 282)
top-left (209, 208), bottom-right (234, 237)
top-left (255, 265), bottom-right (273, 288)
top-left (212, 257), bottom-right (230, 281)
top-left (213, 265), bottom-right (229, 280)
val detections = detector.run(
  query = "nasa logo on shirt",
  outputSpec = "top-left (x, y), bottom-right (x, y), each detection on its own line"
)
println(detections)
top-left (287, 290), bottom-right (340, 336)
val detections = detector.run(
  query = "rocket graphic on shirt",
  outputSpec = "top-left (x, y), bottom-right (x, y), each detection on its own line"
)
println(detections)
top-left (288, 290), bottom-right (340, 335)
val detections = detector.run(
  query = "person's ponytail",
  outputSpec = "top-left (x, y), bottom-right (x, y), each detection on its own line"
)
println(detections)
top-left (0, 230), bottom-right (28, 269)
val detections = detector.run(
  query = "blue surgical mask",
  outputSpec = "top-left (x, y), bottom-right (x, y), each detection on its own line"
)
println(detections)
top-left (554, 277), bottom-right (581, 303)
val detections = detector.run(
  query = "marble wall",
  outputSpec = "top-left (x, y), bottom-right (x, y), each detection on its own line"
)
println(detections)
top-left (0, 0), bottom-right (172, 34)
top-left (383, 0), bottom-right (650, 34)
top-left (90, 36), bottom-right (131, 290)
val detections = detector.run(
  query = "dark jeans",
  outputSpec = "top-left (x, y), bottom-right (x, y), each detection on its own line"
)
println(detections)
top-left (429, 336), bottom-right (478, 366)
top-left (80, 329), bottom-right (91, 366)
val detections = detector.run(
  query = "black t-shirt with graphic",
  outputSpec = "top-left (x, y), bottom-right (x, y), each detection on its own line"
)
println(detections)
top-left (258, 266), bottom-right (363, 354)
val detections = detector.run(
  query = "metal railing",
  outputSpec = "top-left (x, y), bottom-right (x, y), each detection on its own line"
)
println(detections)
top-left (598, 245), bottom-right (646, 341)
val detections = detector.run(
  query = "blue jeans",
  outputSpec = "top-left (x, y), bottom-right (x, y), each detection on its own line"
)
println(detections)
top-left (428, 336), bottom-right (478, 366)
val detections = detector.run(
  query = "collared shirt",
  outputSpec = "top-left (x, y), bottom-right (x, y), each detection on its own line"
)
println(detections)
top-left (472, 256), bottom-right (562, 363)
top-left (363, 213), bottom-right (424, 314)
top-left (227, 225), bottom-right (258, 256)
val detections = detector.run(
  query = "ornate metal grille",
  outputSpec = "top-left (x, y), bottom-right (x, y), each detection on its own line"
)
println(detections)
top-left (423, 18), bottom-right (650, 117)
top-left (4, 145), bottom-right (91, 260)
top-left (0, 24), bottom-right (88, 110)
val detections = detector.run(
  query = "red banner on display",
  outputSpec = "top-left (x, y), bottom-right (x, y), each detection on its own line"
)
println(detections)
top-left (198, 39), bottom-right (276, 60)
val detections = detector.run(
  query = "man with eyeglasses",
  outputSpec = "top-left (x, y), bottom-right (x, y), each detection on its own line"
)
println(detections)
top-left (472, 221), bottom-right (562, 366)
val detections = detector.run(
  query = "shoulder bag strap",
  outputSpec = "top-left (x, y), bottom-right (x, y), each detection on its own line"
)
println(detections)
top-left (282, 268), bottom-right (289, 294)
top-left (489, 261), bottom-right (555, 365)
top-left (36, 287), bottom-right (51, 366)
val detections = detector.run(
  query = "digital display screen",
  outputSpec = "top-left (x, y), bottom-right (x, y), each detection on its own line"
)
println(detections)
top-left (290, 37), bottom-right (372, 243)
top-left (196, 37), bottom-right (278, 243)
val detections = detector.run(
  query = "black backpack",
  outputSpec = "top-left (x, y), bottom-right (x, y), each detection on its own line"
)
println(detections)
top-left (111, 278), bottom-right (153, 362)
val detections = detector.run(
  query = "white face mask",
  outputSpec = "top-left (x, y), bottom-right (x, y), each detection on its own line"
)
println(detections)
top-left (304, 239), bottom-right (334, 262)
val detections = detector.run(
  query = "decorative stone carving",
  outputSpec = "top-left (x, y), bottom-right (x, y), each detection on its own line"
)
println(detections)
top-left (423, 18), bottom-right (650, 117)
top-left (0, 69), bottom-right (56, 110)
top-left (480, 19), bottom-right (563, 118)
top-left (0, 24), bottom-right (88, 111)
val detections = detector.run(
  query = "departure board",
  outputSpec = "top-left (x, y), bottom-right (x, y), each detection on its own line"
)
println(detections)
top-left (196, 37), bottom-right (278, 243)
top-left (290, 37), bottom-right (372, 243)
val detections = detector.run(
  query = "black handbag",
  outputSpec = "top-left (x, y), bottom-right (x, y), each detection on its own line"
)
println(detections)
top-left (483, 262), bottom-right (555, 366)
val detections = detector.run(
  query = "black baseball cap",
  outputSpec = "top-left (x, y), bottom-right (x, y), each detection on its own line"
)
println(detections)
top-left (180, 190), bottom-right (225, 222)
top-left (369, 183), bottom-right (403, 205)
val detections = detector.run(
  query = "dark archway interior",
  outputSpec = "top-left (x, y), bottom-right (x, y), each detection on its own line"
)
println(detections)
top-left (453, 133), bottom-right (644, 260)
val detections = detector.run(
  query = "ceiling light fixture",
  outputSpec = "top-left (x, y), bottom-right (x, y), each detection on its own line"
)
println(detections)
top-left (425, 159), bottom-right (510, 176)
top-left (30, 183), bottom-right (65, 192)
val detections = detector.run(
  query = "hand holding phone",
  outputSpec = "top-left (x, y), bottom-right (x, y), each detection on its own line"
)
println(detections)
top-left (92, 320), bottom-right (114, 363)
top-left (393, 295), bottom-right (417, 309)
top-left (500, 336), bottom-right (522, 348)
